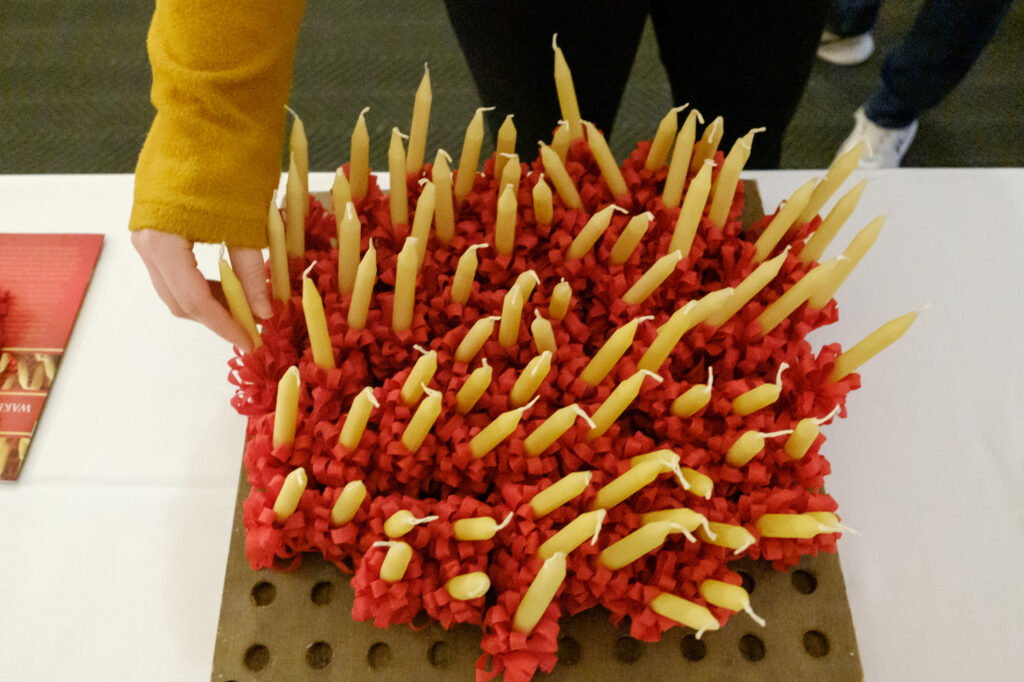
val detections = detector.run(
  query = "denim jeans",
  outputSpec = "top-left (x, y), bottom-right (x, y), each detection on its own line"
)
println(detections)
top-left (827, 0), bottom-right (1013, 127)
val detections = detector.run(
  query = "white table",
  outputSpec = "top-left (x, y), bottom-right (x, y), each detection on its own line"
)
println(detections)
top-left (1, 170), bottom-right (1022, 681)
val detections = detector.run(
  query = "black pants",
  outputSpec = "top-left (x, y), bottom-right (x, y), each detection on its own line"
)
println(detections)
top-left (444, 1), bottom-right (829, 169)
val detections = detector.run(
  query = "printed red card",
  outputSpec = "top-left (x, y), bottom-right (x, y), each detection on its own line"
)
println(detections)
top-left (0, 233), bottom-right (103, 480)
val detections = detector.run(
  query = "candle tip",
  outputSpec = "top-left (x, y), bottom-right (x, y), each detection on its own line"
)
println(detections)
top-left (359, 105), bottom-right (370, 118)
top-left (302, 261), bottom-right (316, 278)
top-left (551, 33), bottom-right (559, 50)
top-left (363, 386), bottom-right (381, 409)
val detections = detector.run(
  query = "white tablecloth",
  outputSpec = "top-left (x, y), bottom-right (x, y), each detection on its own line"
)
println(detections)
top-left (1, 170), bottom-right (1021, 681)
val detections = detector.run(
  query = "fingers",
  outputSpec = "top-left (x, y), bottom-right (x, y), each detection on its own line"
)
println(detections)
top-left (132, 230), bottom-right (254, 352)
top-left (227, 246), bottom-right (273, 319)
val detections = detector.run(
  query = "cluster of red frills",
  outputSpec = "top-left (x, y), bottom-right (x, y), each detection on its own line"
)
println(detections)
top-left (0, 290), bottom-right (8, 348)
top-left (231, 134), bottom-right (859, 681)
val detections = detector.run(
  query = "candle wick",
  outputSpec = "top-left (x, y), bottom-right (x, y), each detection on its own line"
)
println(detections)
top-left (668, 522), bottom-right (696, 543)
top-left (284, 104), bottom-right (299, 119)
top-left (572, 404), bottom-right (597, 430)
top-left (302, 261), bottom-right (317, 278)
top-left (358, 105), bottom-right (370, 118)
top-left (744, 603), bottom-right (767, 627)
top-left (692, 108), bottom-right (705, 125)
top-left (495, 511), bottom-right (515, 532)
top-left (733, 536), bottom-right (755, 556)
top-left (411, 514), bottom-right (440, 526)
top-left (611, 204), bottom-right (628, 215)
top-left (393, 127), bottom-right (409, 140)
top-left (477, 105), bottom-right (496, 114)
top-left (436, 149), bottom-right (453, 164)
top-left (696, 628), bottom-right (707, 640)
top-left (707, 366), bottom-right (715, 390)
top-left (481, 357), bottom-right (490, 369)
top-left (698, 516), bottom-right (716, 541)
top-left (816, 404), bottom-right (842, 425)
top-left (639, 369), bottom-right (664, 383)
top-left (421, 383), bottom-right (440, 399)
top-left (519, 396), bottom-right (541, 413)
top-left (590, 509), bottom-right (607, 546)
top-left (775, 362), bottom-right (789, 387)
top-left (761, 429), bottom-right (794, 439)
top-left (418, 177), bottom-right (431, 187)
top-left (672, 103), bottom-right (689, 114)
top-left (362, 387), bottom-right (380, 409)
top-left (371, 541), bottom-right (397, 549)
top-left (413, 344), bottom-right (431, 356)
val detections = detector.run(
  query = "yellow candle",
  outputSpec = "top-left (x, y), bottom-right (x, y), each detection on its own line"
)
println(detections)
top-left (499, 286), bottom-right (524, 348)
top-left (599, 521), bottom-right (679, 570)
top-left (513, 270), bottom-right (541, 302)
top-left (287, 107), bottom-right (308, 199)
top-left (499, 153), bottom-right (522, 198)
top-left (580, 316), bottom-right (652, 386)
top-left (583, 121), bottom-right (628, 197)
top-left (590, 459), bottom-right (664, 510)
top-left (645, 105), bottom-right (686, 171)
top-left (285, 152), bottom-right (306, 257)
top-left (453, 512), bottom-right (514, 541)
top-left (531, 310), bottom-right (557, 355)
top-left (401, 347), bottom-right (438, 405)
top-left (385, 509), bottom-right (439, 538)
top-left (640, 508), bottom-right (708, 542)
top-left (513, 552), bottom-right (567, 634)
top-left (331, 164), bottom-right (352, 211)
top-left (551, 120), bottom-right (571, 161)
top-left (530, 471), bottom-right (592, 518)
top-left (524, 404), bottom-right (594, 457)
top-left (337, 201), bottom-right (360, 295)
top-left (705, 249), bottom-right (789, 328)
top-left (708, 128), bottom-right (764, 228)
top-left (753, 178), bottom-right (818, 263)
top-left (549, 279), bottom-right (572, 319)
top-left (349, 106), bottom-right (370, 200)
top-left (495, 184), bottom-right (518, 256)
top-left (388, 127), bottom-right (409, 228)
top-left (494, 115), bottom-right (517, 181)
top-left (671, 367), bottom-right (714, 417)
top-left (406, 64), bottom-right (432, 172)
top-left (338, 386), bottom-right (379, 450)
top-left (649, 592), bottom-right (720, 636)
top-left (455, 107), bottom-right (492, 207)
top-left (732, 363), bottom-right (788, 416)
top-left (757, 258), bottom-right (841, 333)
top-left (669, 159), bottom-right (713, 255)
top-left (456, 359), bottom-right (492, 415)
top-left (622, 250), bottom-right (683, 305)
top-left (455, 316), bottom-right (500, 364)
top-left (697, 522), bottom-right (756, 554)
top-left (726, 429), bottom-right (792, 467)
top-left (347, 239), bottom-right (376, 330)
top-left (783, 406), bottom-right (839, 459)
top-left (267, 194), bottom-right (290, 303)
top-left (662, 109), bottom-right (701, 208)
top-left (410, 179), bottom-right (436, 265)
top-left (756, 513), bottom-right (835, 539)
top-left (217, 251), bottom-right (261, 349)
top-left (800, 179), bottom-right (867, 265)
top-left (609, 212), bottom-right (653, 265)
top-left (447, 572), bottom-right (492, 601)
top-left (510, 351), bottom-right (553, 407)
top-left (690, 115), bottom-right (723, 174)
top-left (637, 287), bottom-right (734, 372)
top-left (302, 265), bottom-right (335, 369)
top-left (377, 541), bottom-right (413, 582)
top-left (468, 398), bottom-right (536, 458)
top-left (587, 370), bottom-right (663, 440)
top-left (679, 467), bottom-right (713, 500)
top-left (272, 467), bottom-right (307, 522)
top-left (539, 143), bottom-right (582, 209)
top-left (830, 310), bottom-right (918, 381)
top-left (532, 173), bottom-right (554, 226)
top-left (698, 580), bottom-right (765, 625)
top-left (330, 480), bottom-right (367, 525)
top-left (799, 142), bottom-right (866, 224)
top-left (567, 204), bottom-right (622, 260)
top-left (808, 215), bottom-right (886, 309)
top-left (552, 34), bottom-right (582, 139)
top-left (451, 243), bottom-right (487, 304)
top-left (537, 509), bottom-right (606, 559)
top-left (392, 237), bottom-right (418, 332)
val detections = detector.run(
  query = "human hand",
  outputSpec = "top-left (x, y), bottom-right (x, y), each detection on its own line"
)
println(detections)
top-left (131, 229), bottom-right (272, 351)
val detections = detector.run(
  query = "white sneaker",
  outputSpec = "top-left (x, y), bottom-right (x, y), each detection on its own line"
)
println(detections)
top-left (837, 108), bottom-right (918, 169)
top-left (817, 30), bottom-right (875, 65)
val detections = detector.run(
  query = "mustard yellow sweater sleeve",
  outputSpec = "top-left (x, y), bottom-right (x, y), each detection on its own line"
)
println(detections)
top-left (129, 0), bottom-right (306, 248)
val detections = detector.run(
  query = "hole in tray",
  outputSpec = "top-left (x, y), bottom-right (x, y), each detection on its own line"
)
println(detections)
top-left (244, 644), bottom-right (270, 671)
top-left (739, 634), bottom-right (766, 662)
top-left (737, 570), bottom-right (755, 595)
top-left (412, 610), bottom-right (431, 628)
top-left (803, 630), bottom-right (830, 658)
top-left (613, 636), bottom-right (643, 664)
top-left (791, 569), bottom-right (818, 594)
top-left (680, 634), bottom-right (706, 661)
top-left (311, 581), bottom-right (335, 605)
top-left (250, 581), bottom-right (276, 606)
top-left (428, 641), bottom-right (453, 669)
top-left (306, 641), bottom-right (332, 669)
top-left (368, 642), bottom-right (392, 669)
top-left (557, 636), bottom-right (581, 666)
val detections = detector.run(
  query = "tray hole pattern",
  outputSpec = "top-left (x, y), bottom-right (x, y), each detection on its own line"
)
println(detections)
top-left (428, 640), bottom-right (453, 669)
top-left (803, 630), bottom-right (830, 658)
top-left (613, 636), bottom-right (644, 664)
top-left (791, 569), bottom-right (818, 594)
top-left (557, 636), bottom-right (581, 666)
top-left (368, 641), bottom-right (392, 669)
top-left (244, 644), bottom-right (270, 671)
top-left (737, 570), bottom-right (755, 594)
top-left (250, 581), bottom-right (276, 606)
top-left (412, 609), bottom-right (431, 628)
top-left (306, 641), bottom-right (332, 669)
top-left (310, 580), bottom-right (334, 605)
top-left (680, 634), bottom-right (706, 661)
top-left (738, 634), bottom-right (766, 662)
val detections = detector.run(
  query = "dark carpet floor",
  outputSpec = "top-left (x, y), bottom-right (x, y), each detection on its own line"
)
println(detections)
top-left (1, 1), bottom-right (1021, 174)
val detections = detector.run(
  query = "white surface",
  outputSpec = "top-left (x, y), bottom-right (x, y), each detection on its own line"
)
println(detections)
top-left (1, 170), bottom-right (1023, 681)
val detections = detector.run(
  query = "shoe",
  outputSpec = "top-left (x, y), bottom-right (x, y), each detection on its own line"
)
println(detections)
top-left (817, 30), bottom-right (875, 65)
top-left (836, 108), bottom-right (918, 169)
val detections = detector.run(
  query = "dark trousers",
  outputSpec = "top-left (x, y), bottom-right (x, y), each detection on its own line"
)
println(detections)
top-left (444, 1), bottom-right (830, 169)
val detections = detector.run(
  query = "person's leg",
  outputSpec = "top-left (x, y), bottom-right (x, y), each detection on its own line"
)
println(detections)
top-left (443, 1), bottom-right (649, 158)
top-left (865, 0), bottom-right (1013, 128)
top-left (826, 0), bottom-right (882, 37)
top-left (650, 0), bottom-right (830, 169)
